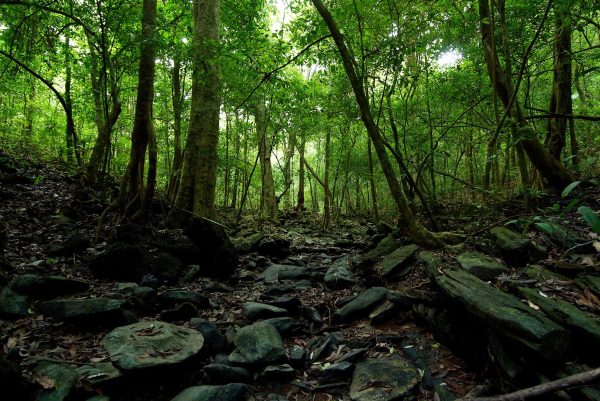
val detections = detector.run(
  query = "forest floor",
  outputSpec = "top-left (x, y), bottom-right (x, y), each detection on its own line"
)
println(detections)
top-left (1, 152), bottom-right (599, 401)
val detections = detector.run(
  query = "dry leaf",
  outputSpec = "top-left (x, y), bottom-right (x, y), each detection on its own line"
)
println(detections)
top-left (593, 241), bottom-right (600, 253)
top-left (580, 256), bottom-right (596, 267)
top-left (35, 376), bottom-right (56, 390)
top-left (527, 300), bottom-right (540, 311)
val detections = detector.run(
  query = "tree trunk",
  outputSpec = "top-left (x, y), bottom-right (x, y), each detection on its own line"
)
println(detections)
top-left (174, 0), bottom-right (221, 219)
top-left (367, 138), bottom-right (379, 224)
top-left (311, 0), bottom-right (447, 248)
top-left (114, 0), bottom-right (157, 219)
top-left (167, 58), bottom-right (183, 200)
top-left (546, 3), bottom-right (576, 165)
top-left (478, 0), bottom-right (573, 191)
top-left (322, 127), bottom-right (331, 229)
top-left (255, 97), bottom-right (277, 221)
top-left (296, 136), bottom-right (306, 211)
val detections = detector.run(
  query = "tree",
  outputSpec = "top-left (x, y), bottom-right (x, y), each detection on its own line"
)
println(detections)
top-left (173, 0), bottom-right (221, 219)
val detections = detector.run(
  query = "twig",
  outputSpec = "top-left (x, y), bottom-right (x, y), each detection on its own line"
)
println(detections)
top-left (458, 367), bottom-right (600, 401)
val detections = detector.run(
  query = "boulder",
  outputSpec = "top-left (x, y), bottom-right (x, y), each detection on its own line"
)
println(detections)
top-left (259, 317), bottom-right (298, 337)
top-left (171, 384), bottom-right (247, 401)
top-left (324, 257), bottom-right (356, 289)
top-left (257, 364), bottom-right (295, 382)
top-left (242, 302), bottom-right (287, 321)
top-left (183, 217), bottom-right (237, 279)
top-left (334, 287), bottom-right (388, 322)
top-left (75, 363), bottom-right (122, 387)
top-left (229, 322), bottom-right (285, 365)
top-left (160, 303), bottom-right (198, 322)
top-left (0, 287), bottom-right (30, 317)
top-left (147, 252), bottom-right (185, 283)
top-left (320, 361), bottom-right (354, 384)
top-left (189, 319), bottom-right (227, 353)
top-left (358, 236), bottom-right (401, 268)
top-left (378, 244), bottom-right (419, 279)
top-left (350, 358), bottom-right (419, 401)
top-left (456, 251), bottom-right (510, 281)
top-left (102, 321), bottom-right (204, 370)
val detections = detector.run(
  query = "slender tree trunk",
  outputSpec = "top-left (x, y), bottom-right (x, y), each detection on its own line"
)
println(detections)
top-left (367, 138), bottom-right (379, 224)
top-left (311, 0), bottom-right (447, 247)
top-left (322, 127), bottom-right (331, 229)
top-left (254, 97), bottom-right (277, 221)
top-left (296, 136), bottom-right (306, 211)
top-left (174, 0), bottom-right (221, 219)
top-left (168, 58), bottom-right (183, 200)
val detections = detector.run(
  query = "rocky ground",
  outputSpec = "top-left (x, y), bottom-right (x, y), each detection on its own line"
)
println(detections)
top-left (0, 152), bottom-right (599, 401)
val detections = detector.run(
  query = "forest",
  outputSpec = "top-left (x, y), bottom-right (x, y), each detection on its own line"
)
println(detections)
top-left (0, 0), bottom-right (599, 400)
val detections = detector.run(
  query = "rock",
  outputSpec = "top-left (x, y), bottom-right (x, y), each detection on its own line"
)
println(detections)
top-left (0, 287), bottom-right (30, 317)
top-left (265, 280), bottom-right (312, 295)
top-left (376, 222), bottom-right (395, 235)
top-left (255, 235), bottom-right (291, 257)
top-left (47, 232), bottom-right (91, 256)
top-left (75, 363), bottom-right (122, 386)
top-left (456, 251), bottom-right (510, 281)
top-left (266, 296), bottom-right (302, 313)
top-left (34, 362), bottom-right (79, 401)
top-left (229, 322), bottom-right (285, 365)
top-left (159, 290), bottom-right (210, 309)
top-left (36, 298), bottom-right (124, 325)
top-left (334, 287), bottom-right (388, 322)
top-left (350, 358), bottom-right (419, 401)
top-left (88, 242), bottom-right (146, 281)
top-left (533, 219), bottom-right (585, 249)
top-left (102, 321), bottom-right (204, 370)
top-left (259, 317), bottom-right (298, 337)
top-left (160, 302), bottom-right (198, 322)
top-left (116, 282), bottom-right (138, 295)
top-left (320, 361), bottom-right (354, 384)
top-left (378, 244), bottom-right (419, 278)
top-left (147, 252), bottom-right (185, 283)
top-left (189, 319), bottom-right (227, 353)
top-left (203, 364), bottom-right (252, 384)
top-left (259, 264), bottom-right (309, 283)
top-left (234, 232), bottom-right (264, 253)
top-left (11, 274), bottom-right (89, 298)
top-left (257, 364), bottom-right (295, 382)
top-left (303, 307), bottom-right (323, 325)
top-left (387, 289), bottom-right (442, 307)
top-left (369, 300), bottom-right (398, 325)
top-left (288, 346), bottom-right (305, 368)
top-left (337, 348), bottom-right (368, 364)
top-left (359, 236), bottom-right (401, 268)
top-left (182, 217), bottom-right (237, 279)
top-left (309, 332), bottom-right (344, 362)
top-left (181, 265), bottom-right (201, 283)
top-left (242, 302), bottom-right (288, 321)
top-left (324, 257), bottom-right (356, 289)
top-left (171, 384), bottom-right (247, 401)
top-left (489, 227), bottom-right (545, 266)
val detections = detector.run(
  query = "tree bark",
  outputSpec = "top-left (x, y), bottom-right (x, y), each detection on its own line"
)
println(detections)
top-left (255, 97), bottom-right (277, 221)
top-left (167, 58), bottom-right (183, 200)
top-left (296, 136), bottom-right (306, 211)
top-left (174, 0), bottom-right (221, 219)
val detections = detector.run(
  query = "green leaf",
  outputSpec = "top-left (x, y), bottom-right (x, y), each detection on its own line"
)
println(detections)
top-left (565, 199), bottom-right (580, 212)
top-left (578, 206), bottom-right (600, 234)
top-left (534, 222), bottom-right (556, 235)
top-left (561, 181), bottom-right (581, 198)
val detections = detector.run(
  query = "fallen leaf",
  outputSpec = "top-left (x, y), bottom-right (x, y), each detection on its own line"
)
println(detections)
top-left (593, 241), bottom-right (600, 253)
top-left (527, 300), bottom-right (540, 311)
top-left (35, 376), bottom-right (56, 390)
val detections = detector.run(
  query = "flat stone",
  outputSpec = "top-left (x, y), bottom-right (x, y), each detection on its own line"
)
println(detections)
top-left (102, 321), bottom-right (204, 371)
top-left (88, 242), bottom-right (146, 281)
top-left (160, 302), bottom-right (198, 322)
top-left (489, 227), bottom-right (545, 266)
top-left (456, 251), bottom-right (510, 281)
top-left (34, 362), bottom-right (79, 401)
top-left (36, 298), bottom-right (124, 324)
top-left (75, 362), bottom-right (122, 386)
top-left (159, 289), bottom-right (210, 309)
top-left (334, 287), bottom-right (388, 322)
top-left (359, 236), bottom-right (401, 267)
top-left (379, 244), bottom-right (419, 278)
top-left (321, 361), bottom-right (354, 384)
top-left (259, 265), bottom-right (309, 283)
top-left (171, 383), bottom-right (247, 401)
top-left (242, 302), bottom-right (287, 321)
top-left (203, 364), bottom-right (252, 384)
top-left (324, 256), bottom-right (356, 289)
top-left (369, 300), bottom-right (398, 325)
top-left (259, 317), bottom-right (298, 337)
top-left (229, 322), bottom-right (285, 365)
top-left (257, 364), bottom-right (295, 382)
top-left (288, 345), bottom-right (305, 368)
top-left (10, 274), bottom-right (89, 298)
top-left (350, 358), bottom-right (419, 401)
